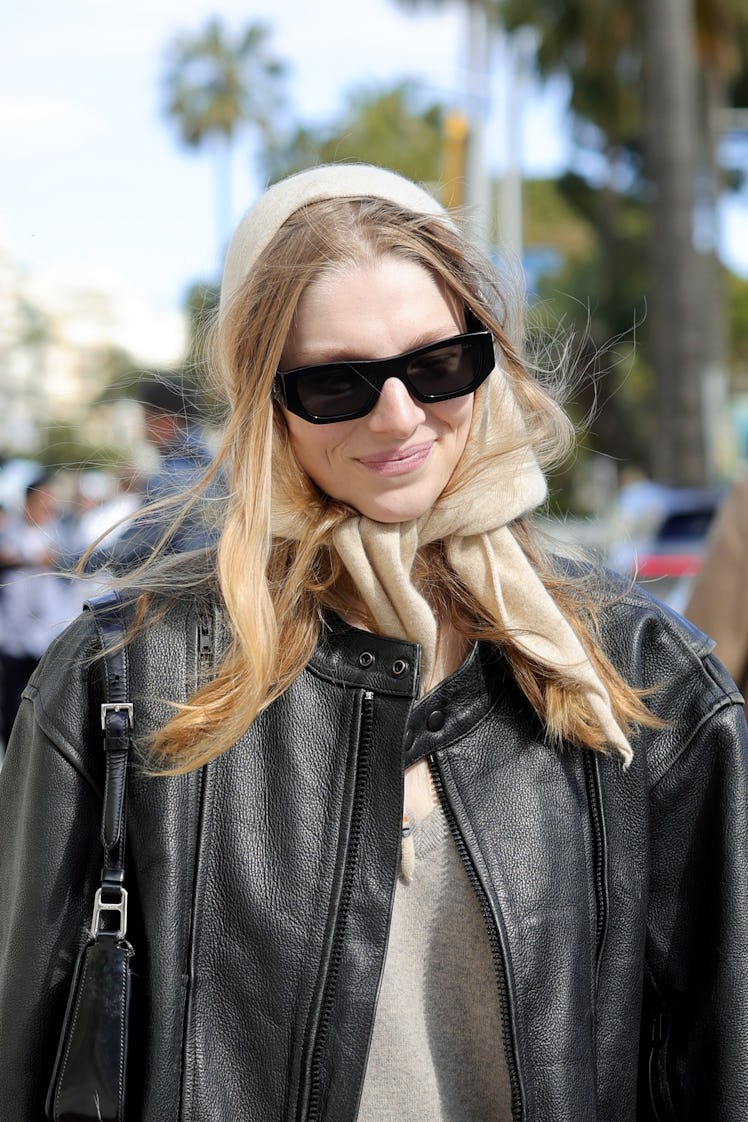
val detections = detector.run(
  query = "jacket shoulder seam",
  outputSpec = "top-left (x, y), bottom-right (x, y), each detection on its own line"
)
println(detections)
top-left (22, 680), bottom-right (102, 797)
top-left (648, 686), bottom-right (743, 789)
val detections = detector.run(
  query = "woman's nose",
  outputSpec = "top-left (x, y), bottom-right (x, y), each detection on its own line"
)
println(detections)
top-left (368, 376), bottom-right (426, 434)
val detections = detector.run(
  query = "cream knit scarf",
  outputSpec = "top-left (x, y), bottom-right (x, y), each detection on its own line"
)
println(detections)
top-left (221, 163), bottom-right (631, 762)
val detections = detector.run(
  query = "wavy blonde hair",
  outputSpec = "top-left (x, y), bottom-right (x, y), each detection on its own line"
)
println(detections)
top-left (125, 197), bottom-right (655, 772)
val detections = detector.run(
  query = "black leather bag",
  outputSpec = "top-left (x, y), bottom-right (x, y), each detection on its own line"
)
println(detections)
top-left (46, 590), bottom-right (136, 1122)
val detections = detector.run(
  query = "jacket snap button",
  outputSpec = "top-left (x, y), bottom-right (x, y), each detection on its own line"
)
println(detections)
top-left (427, 710), bottom-right (445, 732)
top-left (392, 658), bottom-right (408, 677)
top-left (359, 651), bottom-right (375, 668)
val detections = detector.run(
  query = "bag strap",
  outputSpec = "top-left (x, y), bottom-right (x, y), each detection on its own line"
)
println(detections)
top-left (84, 588), bottom-right (133, 942)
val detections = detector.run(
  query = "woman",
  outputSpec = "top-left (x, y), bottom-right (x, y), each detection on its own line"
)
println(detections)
top-left (1, 163), bottom-right (747, 1121)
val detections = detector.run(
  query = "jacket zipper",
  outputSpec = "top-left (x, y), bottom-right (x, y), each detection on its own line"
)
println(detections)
top-left (304, 690), bottom-right (374, 1122)
top-left (581, 751), bottom-right (608, 973)
top-left (196, 610), bottom-right (214, 686)
top-left (428, 755), bottom-right (525, 1122)
top-left (180, 609), bottom-right (213, 1119)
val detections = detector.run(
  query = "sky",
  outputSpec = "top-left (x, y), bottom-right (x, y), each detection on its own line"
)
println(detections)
top-left (2, 0), bottom-right (747, 332)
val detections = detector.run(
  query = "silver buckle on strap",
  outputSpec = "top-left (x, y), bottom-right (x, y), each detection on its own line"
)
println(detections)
top-left (91, 886), bottom-right (128, 939)
top-left (100, 702), bottom-right (134, 730)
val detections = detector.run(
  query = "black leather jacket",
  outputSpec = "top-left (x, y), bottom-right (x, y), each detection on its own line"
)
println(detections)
top-left (1, 574), bottom-right (747, 1120)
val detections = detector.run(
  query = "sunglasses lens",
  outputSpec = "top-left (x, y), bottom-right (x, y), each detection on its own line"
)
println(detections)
top-left (296, 365), bottom-right (374, 420)
top-left (406, 339), bottom-right (482, 398)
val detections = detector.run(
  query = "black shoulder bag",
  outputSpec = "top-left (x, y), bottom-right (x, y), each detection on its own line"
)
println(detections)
top-left (46, 589), bottom-right (135, 1122)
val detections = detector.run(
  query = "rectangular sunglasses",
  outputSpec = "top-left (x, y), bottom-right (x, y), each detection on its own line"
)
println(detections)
top-left (273, 308), bottom-right (495, 424)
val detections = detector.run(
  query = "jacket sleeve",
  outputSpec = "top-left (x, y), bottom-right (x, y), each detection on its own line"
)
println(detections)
top-left (641, 651), bottom-right (748, 1119)
top-left (685, 476), bottom-right (748, 692)
top-left (0, 628), bottom-right (103, 1120)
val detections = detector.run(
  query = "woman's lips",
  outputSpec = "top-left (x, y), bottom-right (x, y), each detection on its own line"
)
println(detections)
top-left (357, 441), bottom-right (434, 476)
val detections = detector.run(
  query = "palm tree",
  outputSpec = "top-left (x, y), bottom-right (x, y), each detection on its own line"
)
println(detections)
top-left (644, 0), bottom-right (707, 485)
top-left (512, 0), bottom-right (748, 484)
top-left (162, 17), bottom-right (287, 264)
top-left (404, 0), bottom-right (748, 484)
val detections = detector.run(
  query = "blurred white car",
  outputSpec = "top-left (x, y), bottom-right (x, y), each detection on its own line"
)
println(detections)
top-left (616, 486), bottom-right (726, 613)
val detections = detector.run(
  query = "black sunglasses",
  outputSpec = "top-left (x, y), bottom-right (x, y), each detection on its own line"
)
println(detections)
top-left (273, 310), bottom-right (495, 424)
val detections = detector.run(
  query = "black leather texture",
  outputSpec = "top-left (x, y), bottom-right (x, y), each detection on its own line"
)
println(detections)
top-left (46, 936), bottom-right (134, 1122)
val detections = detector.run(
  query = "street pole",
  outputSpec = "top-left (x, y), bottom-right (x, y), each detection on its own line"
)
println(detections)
top-left (498, 29), bottom-right (534, 261)
top-left (464, 0), bottom-right (491, 249)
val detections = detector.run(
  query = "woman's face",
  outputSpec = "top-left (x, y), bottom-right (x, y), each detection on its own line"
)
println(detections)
top-left (279, 256), bottom-right (475, 523)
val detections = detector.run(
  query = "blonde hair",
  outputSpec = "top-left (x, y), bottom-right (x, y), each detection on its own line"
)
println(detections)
top-left (124, 197), bottom-right (655, 772)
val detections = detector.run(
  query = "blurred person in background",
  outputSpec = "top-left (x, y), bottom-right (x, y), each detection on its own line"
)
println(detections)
top-left (0, 474), bottom-right (78, 748)
top-left (60, 467), bottom-right (145, 557)
top-left (685, 473), bottom-right (748, 702)
top-left (84, 377), bottom-right (216, 572)
top-left (137, 376), bottom-right (214, 501)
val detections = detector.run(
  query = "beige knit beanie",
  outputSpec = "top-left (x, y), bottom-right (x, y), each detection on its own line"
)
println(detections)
top-left (220, 163), bottom-right (448, 309)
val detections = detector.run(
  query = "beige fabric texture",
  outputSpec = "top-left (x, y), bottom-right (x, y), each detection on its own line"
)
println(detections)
top-left (357, 805), bottom-right (512, 1120)
top-left (220, 163), bottom-right (447, 309)
top-left (222, 163), bottom-right (631, 761)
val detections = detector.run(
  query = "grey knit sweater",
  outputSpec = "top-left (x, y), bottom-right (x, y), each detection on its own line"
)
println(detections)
top-left (357, 806), bottom-right (512, 1120)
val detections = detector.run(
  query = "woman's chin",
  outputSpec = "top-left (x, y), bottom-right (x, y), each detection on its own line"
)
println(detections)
top-left (348, 492), bottom-right (438, 524)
